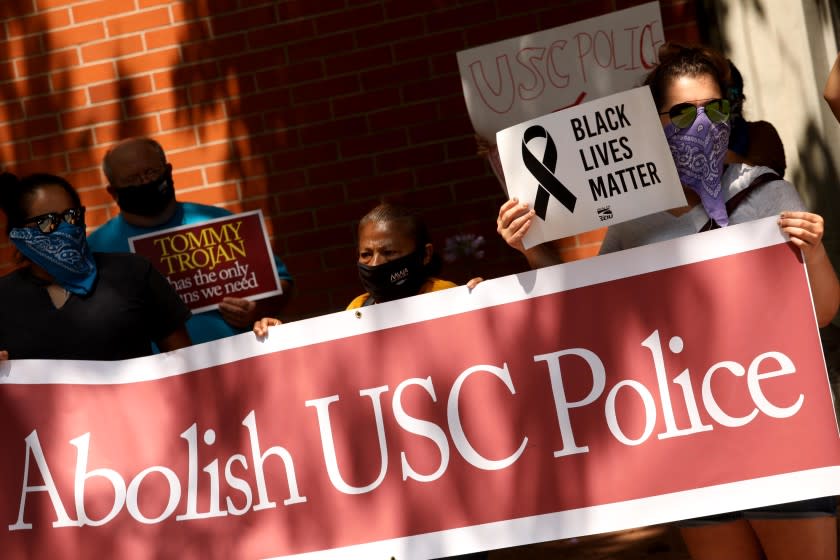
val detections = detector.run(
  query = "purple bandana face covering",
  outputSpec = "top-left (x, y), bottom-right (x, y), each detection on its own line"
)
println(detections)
top-left (664, 107), bottom-right (731, 226)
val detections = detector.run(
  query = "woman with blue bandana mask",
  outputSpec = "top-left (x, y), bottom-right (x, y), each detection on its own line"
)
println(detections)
top-left (498, 43), bottom-right (839, 560)
top-left (0, 173), bottom-right (192, 361)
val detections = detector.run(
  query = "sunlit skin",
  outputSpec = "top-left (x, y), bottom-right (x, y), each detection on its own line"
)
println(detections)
top-left (496, 73), bottom-right (840, 307)
top-left (253, 217), bottom-right (485, 337)
top-left (254, 220), bottom-right (437, 338)
top-left (357, 220), bottom-right (431, 267)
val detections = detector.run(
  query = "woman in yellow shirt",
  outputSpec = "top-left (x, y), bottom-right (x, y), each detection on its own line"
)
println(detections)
top-left (347, 203), bottom-right (456, 309)
top-left (255, 203), bottom-right (469, 335)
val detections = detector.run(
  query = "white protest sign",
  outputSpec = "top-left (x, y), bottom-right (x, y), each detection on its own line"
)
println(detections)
top-left (456, 1), bottom-right (664, 141)
top-left (496, 86), bottom-right (686, 248)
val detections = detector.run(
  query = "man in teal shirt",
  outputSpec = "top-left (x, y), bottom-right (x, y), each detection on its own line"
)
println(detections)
top-left (88, 137), bottom-right (293, 345)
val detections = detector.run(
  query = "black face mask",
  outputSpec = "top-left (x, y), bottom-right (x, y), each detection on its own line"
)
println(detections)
top-left (357, 248), bottom-right (428, 304)
top-left (115, 172), bottom-right (175, 217)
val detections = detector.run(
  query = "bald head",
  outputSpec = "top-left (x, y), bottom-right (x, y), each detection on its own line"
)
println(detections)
top-left (103, 137), bottom-right (168, 188)
top-left (103, 137), bottom-right (177, 225)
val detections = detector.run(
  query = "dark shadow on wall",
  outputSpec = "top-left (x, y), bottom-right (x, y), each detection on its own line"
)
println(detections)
top-left (702, 0), bottom-right (840, 258)
top-left (0, 3), bottom-right (81, 174)
top-left (791, 122), bottom-right (840, 259)
top-left (791, 121), bottom-right (840, 399)
top-left (170, 1), bottom-right (292, 204)
top-left (168, 1), bottom-right (356, 321)
top-left (703, 0), bottom-right (840, 409)
top-left (0, 4), bottom-right (112, 261)
top-left (0, 5), bottom-right (159, 247)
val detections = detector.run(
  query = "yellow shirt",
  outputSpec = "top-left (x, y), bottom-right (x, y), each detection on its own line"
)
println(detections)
top-left (346, 277), bottom-right (457, 310)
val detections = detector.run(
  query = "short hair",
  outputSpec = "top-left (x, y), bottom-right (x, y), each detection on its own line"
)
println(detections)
top-left (358, 203), bottom-right (431, 249)
top-left (643, 43), bottom-right (731, 110)
top-left (358, 203), bottom-right (441, 275)
top-left (0, 172), bottom-right (81, 234)
top-left (102, 137), bottom-right (167, 184)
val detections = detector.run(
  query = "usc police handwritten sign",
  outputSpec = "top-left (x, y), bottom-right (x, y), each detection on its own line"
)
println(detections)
top-left (456, 1), bottom-right (664, 140)
top-left (128, 210), bottom-right (282, 312)
top-left (1, 218), bottom-right (839, 559)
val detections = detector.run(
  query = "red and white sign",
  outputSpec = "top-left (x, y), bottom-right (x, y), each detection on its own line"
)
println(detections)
top-left (2, 217), bottom-right (839, 560)
top-left (456, 1), bottom-right (664, 141)
top-left (128, 210), bottom-right (282, 312)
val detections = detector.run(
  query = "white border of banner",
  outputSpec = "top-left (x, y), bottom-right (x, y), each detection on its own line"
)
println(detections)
top-left (269, 467), bottom-right (840, 560)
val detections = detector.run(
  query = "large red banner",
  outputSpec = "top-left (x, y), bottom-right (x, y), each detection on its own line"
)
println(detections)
top-left (2, 218), bottom-right (838, 559)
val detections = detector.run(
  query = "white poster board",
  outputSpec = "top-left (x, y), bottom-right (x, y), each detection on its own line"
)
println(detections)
top-left (496, 86), bottom-right (686, 248)
top-left (456, 1), bottom-right (664, 141)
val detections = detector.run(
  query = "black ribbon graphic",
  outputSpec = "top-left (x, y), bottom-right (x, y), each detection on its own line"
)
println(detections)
top-left (521, 125), bottom-right (577, 220)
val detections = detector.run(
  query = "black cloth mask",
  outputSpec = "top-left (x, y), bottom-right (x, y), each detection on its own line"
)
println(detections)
top-left (115, 172), bottom-right (175, 217)
top-left (357, 248), bottom-right (428, 304)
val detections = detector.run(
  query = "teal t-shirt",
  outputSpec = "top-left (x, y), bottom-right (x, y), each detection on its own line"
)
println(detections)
top-left (87, 202), bottom-right (292, 346)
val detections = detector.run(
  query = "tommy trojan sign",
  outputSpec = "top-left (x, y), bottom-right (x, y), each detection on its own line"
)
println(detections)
top-left (128, 210), bottom-right (283, 312)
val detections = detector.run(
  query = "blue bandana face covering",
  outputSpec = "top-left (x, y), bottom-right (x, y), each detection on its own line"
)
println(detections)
top-left (10, 221), bottom-right (98, 295)
top-left (664, 107), bottom-right (731, 226)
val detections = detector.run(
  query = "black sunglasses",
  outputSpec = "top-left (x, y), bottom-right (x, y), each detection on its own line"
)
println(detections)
top-left (22, 207), bottom-right (86, 233)
top-left (659, 98), bottom-right (731, 129)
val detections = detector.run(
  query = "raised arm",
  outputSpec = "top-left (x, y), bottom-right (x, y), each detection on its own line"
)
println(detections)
top-left (779, 211), bottom-right (840, 326)
top-left (497, 198), bottom-right (564, 269)
top-left (824, 52), bottom-right (840, 124)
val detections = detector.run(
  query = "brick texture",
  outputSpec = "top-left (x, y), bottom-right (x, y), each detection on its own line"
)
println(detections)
top-left (0, 0), bottom-right (700, 321)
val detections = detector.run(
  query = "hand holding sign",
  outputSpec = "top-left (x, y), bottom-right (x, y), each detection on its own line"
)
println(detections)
top-left (497, 86), bottom-right (686, 249)
top-left (219, 297), bottom-right (258, 329)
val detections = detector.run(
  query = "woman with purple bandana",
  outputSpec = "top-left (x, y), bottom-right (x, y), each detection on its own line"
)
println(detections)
top-left (497, 43), bottom-right (839, 559)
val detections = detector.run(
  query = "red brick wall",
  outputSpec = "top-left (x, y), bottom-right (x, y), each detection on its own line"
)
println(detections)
top-left (0, 0), bottom-right (701, 320)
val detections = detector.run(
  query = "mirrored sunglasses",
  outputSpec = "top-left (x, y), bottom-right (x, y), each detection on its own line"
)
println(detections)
top-left (23, 207), bottom-right (86, 233)
top-left (659, 98), bottom-right (731, 129)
